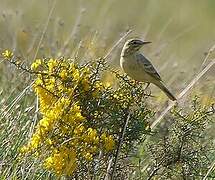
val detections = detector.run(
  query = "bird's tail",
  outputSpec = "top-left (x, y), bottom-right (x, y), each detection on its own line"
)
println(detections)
top-left (155, 81), bottom-right (177, 101)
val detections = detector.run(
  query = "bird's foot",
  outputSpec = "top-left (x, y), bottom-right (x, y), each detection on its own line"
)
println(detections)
top-left (144, 83), bottom-right (150, 90)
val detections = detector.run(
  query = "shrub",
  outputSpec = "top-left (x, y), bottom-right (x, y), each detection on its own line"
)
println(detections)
top-left (2, 50), bottom-right (152, 179)
top-left (144, 97), bottom-right (215, 180)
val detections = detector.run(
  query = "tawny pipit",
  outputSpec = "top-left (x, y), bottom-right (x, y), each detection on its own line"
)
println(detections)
top-left (120, 39), bottom-right (176, 101)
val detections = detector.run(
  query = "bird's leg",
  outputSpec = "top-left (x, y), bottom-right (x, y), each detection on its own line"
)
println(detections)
top-left (130, 80), bottom-right (141, 97)
top-left (142, 83), bottom-right (153, 98)
top-left (144, 83), bottom-right (150, 90)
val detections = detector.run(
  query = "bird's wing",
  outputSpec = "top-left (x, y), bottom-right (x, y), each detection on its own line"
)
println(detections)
top-left (136, 54), bottom-right (162, 81)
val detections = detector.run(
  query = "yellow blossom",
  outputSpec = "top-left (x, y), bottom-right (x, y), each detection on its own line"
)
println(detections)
top-left (20, 145), bottom-right (30, 154)
top-left (48, 59), bottom-right (58, 72)
top-left (31, 59), bottom-right (42, 70)
top-left (89, 146), bottom-right (97, 153)
top-left (44, 147), bottom-right (77, 176)
top-left (101, 132), bottom-right (107, 141)
top-left (59, 69), bottom-right (68, 80)
top-left (38, 117), bottom-right (53, 133)
top-left (72, 69), bottom-right (80, 81)
top-left (74, 124), bottom-right (85, 135)
top-left (84, 152), bottom-right (93, 161)
top-left (34, 76), bottom-right (43, 86)
top-left (104, 135), bottom-right (115, 151)
top-left (101, 132), bottom-right (115, 151)
top-left (19, 57), bottom-right (126, 177)
top-left (69, 62), bottom-right (76, 72)
top-left (2, 49), bottom-right (13, 59)
top-left (29, 133), bottom-right (42, 149)
top-left (46, 138), bottom-right (53, 145)
top-left (71, 104), bottom-right (81, 113)
top-left (85, 128), bottom-right (98, 144)
top-left (74, 112), bottom-right (85, 122)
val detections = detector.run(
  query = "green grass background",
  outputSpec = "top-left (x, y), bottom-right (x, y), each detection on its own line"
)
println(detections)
top-left (0, 0), bottom-right (214, 179)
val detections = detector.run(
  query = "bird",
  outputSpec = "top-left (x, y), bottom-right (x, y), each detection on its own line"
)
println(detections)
top-left (120, 38), bottom-right (176, 101)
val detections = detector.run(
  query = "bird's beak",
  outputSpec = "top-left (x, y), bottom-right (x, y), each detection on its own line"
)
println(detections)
top-left (142, 41), bottom-right (152, 45)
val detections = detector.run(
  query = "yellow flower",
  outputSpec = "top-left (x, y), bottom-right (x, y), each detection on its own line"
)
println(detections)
top-left (101, 132), bottom-right (107, 141)
top-left (95, 82), bottom-right (103, 89)
top-left (74, 124), bottom-right (85, 135)
top-left (85, 128), bottom-right (98, 144)
top-left (113, 94), bottom-right (118, 99)
top-left (64, 150), bottom-right (77, 176)
top-left (29, 133), bottom-right (42, 149)
top-left (84, 152), bottom-right (93, 161)
top-left (44, 156), bottom-right (54, 168)
top-left (60, 97), bottom-right (70, 106)
top-left (48, 59), bottom-right (58, 72)
top-left (72, 104), bottom-right (81, 113)
top-left (69, 62), bottom-right (76, 72)
top-left (89, 146), bottom-right (97, 153)
top-left (59, 69), bottom-right (68, 80)
top-left (74, 112), bottom-right (85, 122)
top-left (31, 59), bottom-right (42, 70)
top-left (46, 78), bottom-right (56, 92)
top-left (38, 117), bottom-right (53, 133)
top-left (104, 135), bottom-right (115, 151)
top-left (20, 145), bottom-right (30, 154)
top-left (72, 69), bottom-right (80, 81)
top-left (18, 57), bottom-right (128, 177)
top-left (2, 49), bottom-right (13, 59)
top-left (44, 148), bottom-right (77, 176)
top-left (34, 76), bottom-right (43, 86)
top-left (44, 154), bottom-right (63, 175)
top-left (46, 138), bottom-right (53, 145)
top-left (101, 132), bottom-right (115, 151)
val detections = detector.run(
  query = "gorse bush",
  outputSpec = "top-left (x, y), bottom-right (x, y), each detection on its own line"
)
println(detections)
top-left (144, 97), bottom-right (215, 180)
top-left (2, 50), bottom-right (152, 178)
top-left (2, 50), bottom-right (214, 179)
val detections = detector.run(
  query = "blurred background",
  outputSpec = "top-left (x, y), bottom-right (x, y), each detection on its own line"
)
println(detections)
top-left (0, 1), bottom-right (214, 178)
top-left (0, 0), bottom-right (214, 102)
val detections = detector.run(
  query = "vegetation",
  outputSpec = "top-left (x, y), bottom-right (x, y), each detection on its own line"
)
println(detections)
top-left (0, 0), bottom-right (214, 179)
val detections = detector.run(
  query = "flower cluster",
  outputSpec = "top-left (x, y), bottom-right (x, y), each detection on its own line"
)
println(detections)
top-left (21, 58), bottom-right (116, 176)
top-left (2, 51), bottom-right (152, 178)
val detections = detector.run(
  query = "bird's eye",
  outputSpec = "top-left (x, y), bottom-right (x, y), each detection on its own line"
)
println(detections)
top-left (128, 40), bottom-right (139, 46)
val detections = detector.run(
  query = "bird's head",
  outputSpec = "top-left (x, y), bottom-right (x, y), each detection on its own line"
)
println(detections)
top-left (121, 39), bottom-right (151, 56)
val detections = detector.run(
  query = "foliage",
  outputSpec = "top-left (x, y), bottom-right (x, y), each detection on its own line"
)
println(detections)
top-left (0, 1), bottom-right (215, 179)
top-left (143, 97), bottom-right (215, 180)
top-left (2, 50), bottom-right (152, 179)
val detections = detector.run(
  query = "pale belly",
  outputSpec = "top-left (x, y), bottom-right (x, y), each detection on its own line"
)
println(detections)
top-left (120, 56), bottom-right (153, 82)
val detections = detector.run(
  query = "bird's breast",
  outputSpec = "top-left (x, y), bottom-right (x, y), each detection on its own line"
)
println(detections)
top-left (120, 55), bottom-right (151, 82)
top-left (120, 56), bottom-right (136, 71)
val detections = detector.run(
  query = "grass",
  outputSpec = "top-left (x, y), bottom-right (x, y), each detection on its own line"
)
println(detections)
top-left (0, 0), bottom-right (215, 179)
